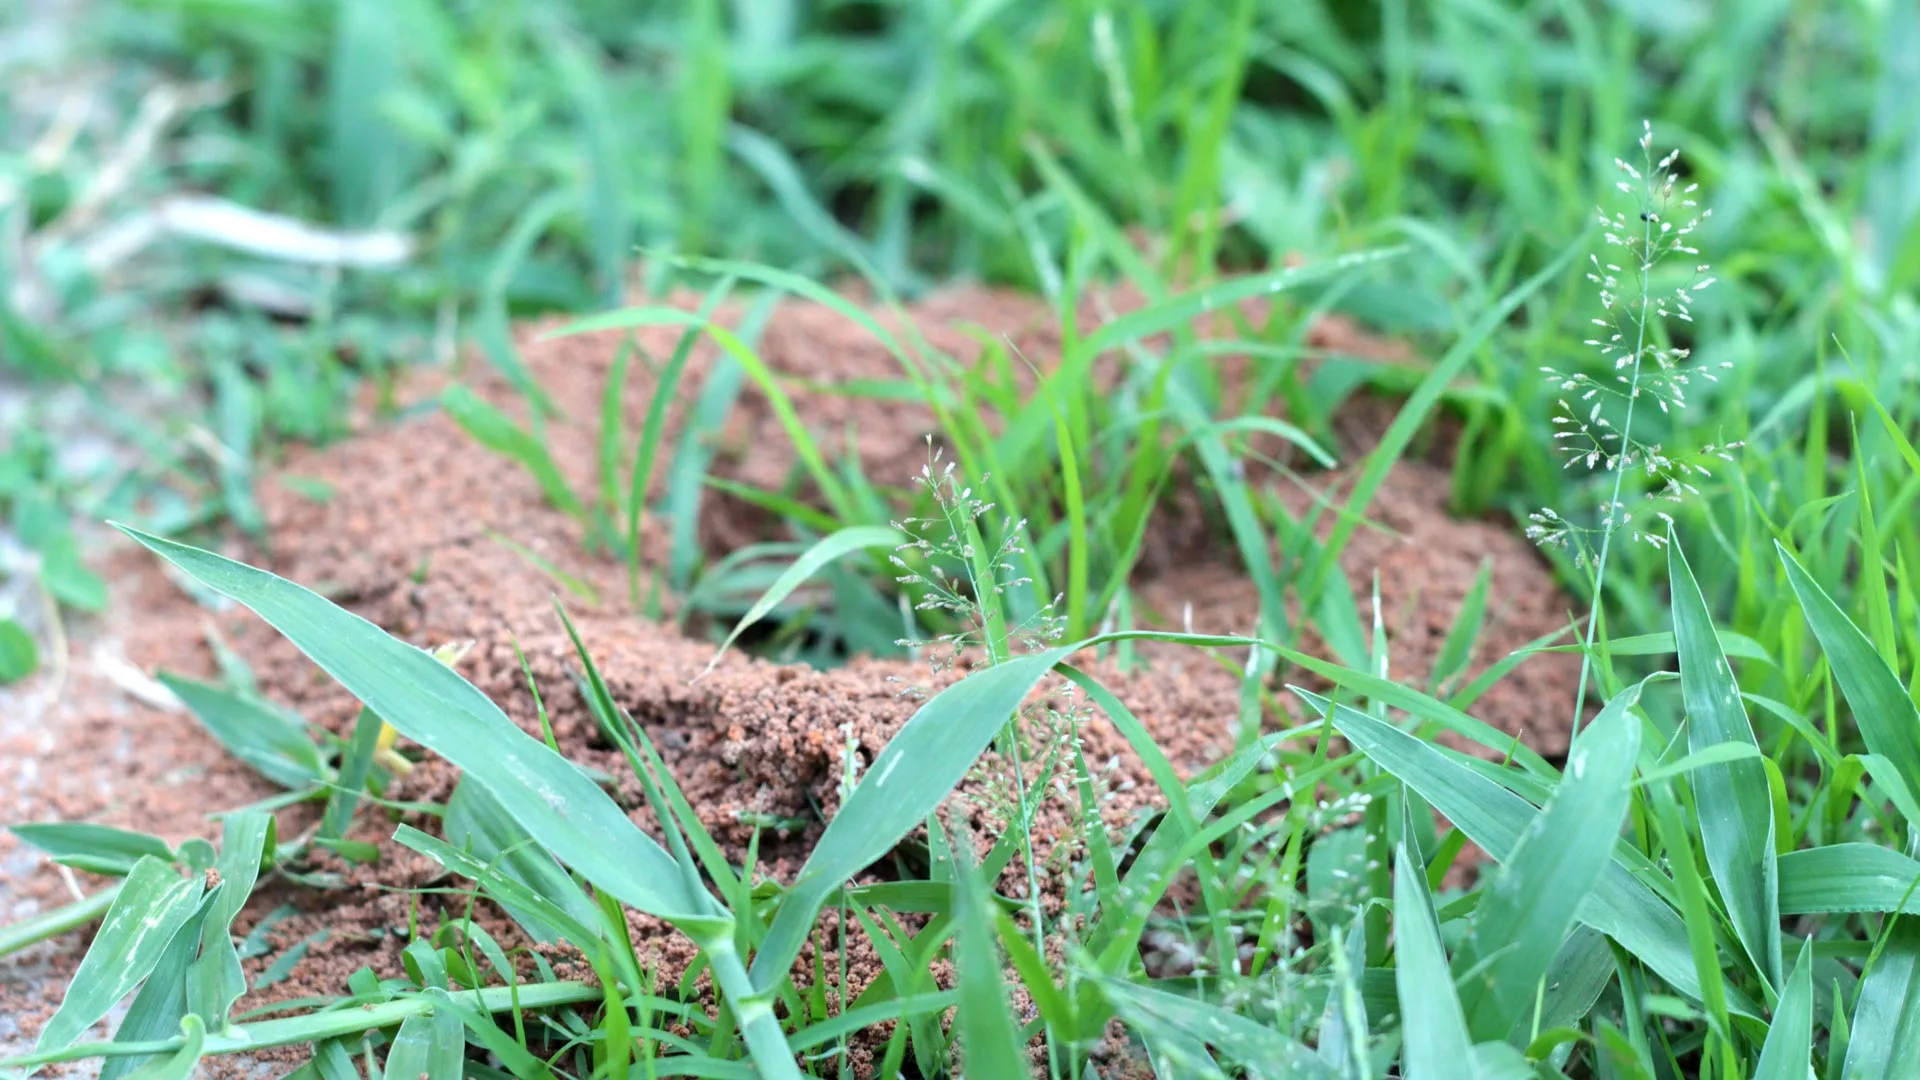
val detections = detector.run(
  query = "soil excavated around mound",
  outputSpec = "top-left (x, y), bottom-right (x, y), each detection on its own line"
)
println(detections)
top-left (0, 283), bottom-right (1580, 1075)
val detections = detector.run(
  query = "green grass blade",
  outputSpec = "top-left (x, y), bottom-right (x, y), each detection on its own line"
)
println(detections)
top-left (1306, 238), bottom-right (1583, 604)
top-left (98, 898), bottom-right (212, 1080)
top-left (1456, 697), bottom-right (1639, 1041)
top-left (1778, 844), bottom-right (1920, 914)
top-left (1671, 532), bottom-right (1782, 988)
top-left (440, 385), bottom-right (584, 520)
top-left (121, 1015), bottom-right (204, 1080)
top-left (623, 277), bottom-right (735, 588)
top-left (1080, 248), bottom-right (1406, 356)
top-left (8, 822), bottom-right (174, 877)
top-left (1394, 837), bottom-right (1475, 1080)
top-left (1097, 977), bottom-right (1338, 1079)
top-left (1430, 558), bottom-right (1492, 697)
top-left (381, 1007), bottom-right (463, 1080)
top-left (115, 526), bottom-right (715, 925)
top-left (1754, 938), bottom-right (1814, 1080)
top-left (33, 856), bottom-right (206, 1057)
top-left (1842, 918), bottom-right (1920, 1078)
top-left (749, 630), bottom-right (1252, 990)
top-left (702, 525), bottom-right (903, 675)
top-left (1779, 540), bottom-right (1920, 803)
top-left (950, 820), bottom-right (1027, 1080)
top-left (158, 673), bottom-right (327, 790)
top-left (186, 813), bottom-right (274, 1032)
top-left (2, 982), bottom-right (601, 1071)
top-left (1303, 687), bottom-right (1743, 1014)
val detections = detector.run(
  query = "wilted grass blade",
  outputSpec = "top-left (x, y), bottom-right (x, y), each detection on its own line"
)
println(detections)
top-left (1754, 939), bottom-right (1814, 1080)
top-left (33, 856), bottom-right (205, 1058)
top-left (1456, 699), bottom-right (1638, 1040)
top-left (703, 525), bottom-right (903, 674)
top-left (1670, 532), bottom-right (1781, 987)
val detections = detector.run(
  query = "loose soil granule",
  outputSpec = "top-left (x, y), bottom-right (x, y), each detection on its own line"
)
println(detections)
top-left (0, 281), bottom-right (1579, 1077)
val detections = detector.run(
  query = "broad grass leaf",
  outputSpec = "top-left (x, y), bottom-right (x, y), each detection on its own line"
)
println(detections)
top-left (159, 674), bottom-right (326, 790)
top-left (1671, 534), bottom-right (1782, 987)
top-left (98, 897), bottom-right (214, 1080)
top-left (441, 781), bottom-right (600, 943)
top-left (382, 1008), bottom-right (463, 1080)
top-left (116, 527), bottom-right (715, 926)
top-left (749, 630), bottom-right (1253, 990)
top-left (9, 822), bottom-right (174, 876)
top-left (186, 813), bottom-right (274, 1032)
top-left (1842, 919), bottom-right (1920, 1078)
top-left (1779, 541), bottom-right (1920, 796)
top-left (34, 856), bottom-right (205, 1057)
top-left (951, 822), bottom-right (1026, 1080)
top-left (1754, 939), bottom-right (1814, 1080)
top-left (1778, 844), bottom-right (1920, 914)
top-left (1394, 839), bottom-right (1475, 1080)
top-left (1300, 688), bottom-right (1748, 1015)
top-left (703, 525), bottom-right (903, 674)
top-left (1097, 977), bottom-right (1339, 1079)
top-left (1456, 700), bottom-right (1639, 1041)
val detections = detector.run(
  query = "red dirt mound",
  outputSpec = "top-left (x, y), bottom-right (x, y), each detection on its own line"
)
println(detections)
top-left (1, 281), bottom-right (1578, 1076)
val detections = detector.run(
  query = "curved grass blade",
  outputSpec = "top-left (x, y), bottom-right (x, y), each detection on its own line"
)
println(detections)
top-left (748, 630), bottom-right (1255, 990)
top-left (97, 898), bottom-right (214, 1080)
top-left (1301, 687), bottom-right (1747, 1015)
top-left (186, 813), bottom-right (274, 1032)
top-left (1754, 938), bottom-right (1814, 1080)
top-left (1671, 532), bottom-right (1781, 988)
top-left (1842, 918), bottom-right (1920, 1078)
top-left (1455, 699), bottom-right (1639, 1041)
top-left (1394, 838), bottom-right (1474, 1080)
top-left (116, 524), bottom-right (715, 925)
top-left (1779, 540), bottom-right (1920, 797)
top-left (121, 1015), bottom-right (204, 1080)
top-left (702, 525), bottom-right (903, 675)
top-left (33, 856), bottom-right (205, 1058)
top-left (440, 385), bottom-right (584, 520)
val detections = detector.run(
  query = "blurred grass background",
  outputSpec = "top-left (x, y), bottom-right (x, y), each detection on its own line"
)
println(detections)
top-left (1, 0), bottom-right (1916, 654)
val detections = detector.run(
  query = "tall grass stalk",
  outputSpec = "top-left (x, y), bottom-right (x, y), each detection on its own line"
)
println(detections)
top-left (1529, 121), bottom-right (1729, 741)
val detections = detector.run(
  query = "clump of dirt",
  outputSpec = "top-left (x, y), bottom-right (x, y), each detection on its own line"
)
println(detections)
top-left (1, 278), bottom-right (1578, 1076)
